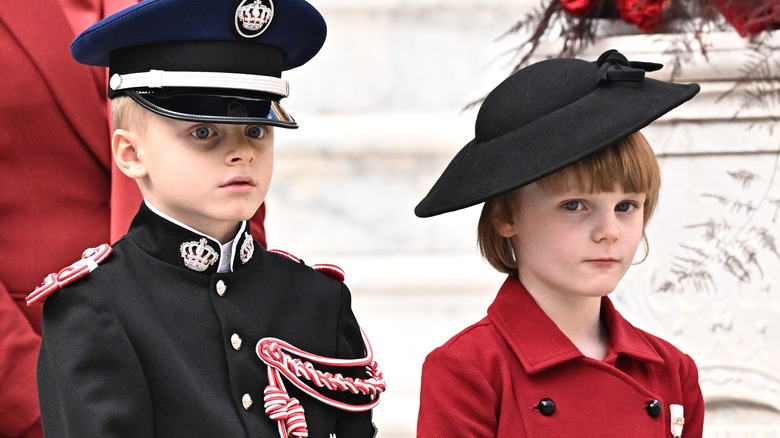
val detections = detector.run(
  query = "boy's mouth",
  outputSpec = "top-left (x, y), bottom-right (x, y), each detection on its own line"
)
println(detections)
top-left (220, 176), bottom-right (256, 192)
top-left (221, 176), bottom-right (256, 187)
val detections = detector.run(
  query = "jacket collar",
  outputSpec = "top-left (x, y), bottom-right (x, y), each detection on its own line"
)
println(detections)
top-left (127, 202), bottom-right (255, 274)
top-left (487, 276), bottom-right (664, 375)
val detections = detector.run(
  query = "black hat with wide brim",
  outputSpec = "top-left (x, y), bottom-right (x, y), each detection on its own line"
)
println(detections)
top-left (414, 49), bottom-right (700, 218)
top-left (70, 0), bottom-right (327, 128)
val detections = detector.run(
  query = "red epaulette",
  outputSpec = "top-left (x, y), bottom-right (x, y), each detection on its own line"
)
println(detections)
top-left (268, 249), bottom-right (345, 283)
top-left (26, 244), bottom-right (113, 306)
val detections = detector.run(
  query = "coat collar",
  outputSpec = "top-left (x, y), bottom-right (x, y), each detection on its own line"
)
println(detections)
top-left (127, 202), bottom-right (255, 274)
top-left (487, 276), bottom-right (664, 375)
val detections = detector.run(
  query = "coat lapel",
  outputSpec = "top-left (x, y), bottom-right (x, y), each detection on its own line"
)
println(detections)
top-left (0, 0), bottom-right (110, 162)
top-left (488, 276), bottom-right (665, 375)
top-left (487, 276), bottom-right (583, 374)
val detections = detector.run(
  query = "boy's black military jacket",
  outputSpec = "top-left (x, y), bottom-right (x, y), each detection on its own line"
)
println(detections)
top-left (37, 203), bottom-right (375, 437)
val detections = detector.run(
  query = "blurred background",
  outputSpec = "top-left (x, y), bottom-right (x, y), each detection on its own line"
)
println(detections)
top-left (265, 1), bottom-right (780, 436)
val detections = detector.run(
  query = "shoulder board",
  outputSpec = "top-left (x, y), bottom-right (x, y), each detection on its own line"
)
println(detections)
top-left (268, 249), bottom-right (345, 283)
top-left (26, 244), bottom-right (113, 306)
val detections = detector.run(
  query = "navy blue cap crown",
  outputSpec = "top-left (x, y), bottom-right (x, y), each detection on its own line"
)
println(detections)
top-left (70, 0), bottom-right (327, 126)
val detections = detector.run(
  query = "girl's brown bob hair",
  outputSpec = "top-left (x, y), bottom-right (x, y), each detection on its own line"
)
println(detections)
top-left (477, 131), bottom-right (661, 277)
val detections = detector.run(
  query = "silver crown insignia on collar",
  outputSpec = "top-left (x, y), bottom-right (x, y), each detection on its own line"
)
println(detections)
top-left (180, 238), bottom-right (219, 272)
top-left (239, 232), bottom-right (254, 264)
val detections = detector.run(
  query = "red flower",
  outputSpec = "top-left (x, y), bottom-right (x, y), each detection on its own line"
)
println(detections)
top-left (616, 0), bottom-right (669, 32)
top-left (559, 0), bottom-right (602, 17)
top-left (715, 0), bottom-right (780, 36)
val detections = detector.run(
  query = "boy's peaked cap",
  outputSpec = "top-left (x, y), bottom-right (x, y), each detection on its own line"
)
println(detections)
top-left (70, 0), bottom-right (327, 127)
top-left (414, 49), bottom-right (700, 218)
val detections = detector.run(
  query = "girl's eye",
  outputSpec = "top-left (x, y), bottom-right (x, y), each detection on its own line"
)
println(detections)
top-left (562, 200), bottom-right (583, 211)
top-left (246, 126), bottom-right (265, 139)
top-left (191, 127), bottom-right (213, 139)
top-left (616, 201), bottom-right (636, 212)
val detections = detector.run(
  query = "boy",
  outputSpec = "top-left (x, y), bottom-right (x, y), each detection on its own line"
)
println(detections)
top-left (415, 50), bottom-right (703, 436)
top-left (28, 0), bottom-right (384, 436)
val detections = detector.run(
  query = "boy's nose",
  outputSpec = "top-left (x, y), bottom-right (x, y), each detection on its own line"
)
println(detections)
top-left (228, 139), bottom-right (255, 164)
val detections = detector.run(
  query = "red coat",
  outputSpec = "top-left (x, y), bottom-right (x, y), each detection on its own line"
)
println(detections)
top-left (0, 1), bottom-right (265, 436)
top-left (417, 276), bottom-right (704, 437)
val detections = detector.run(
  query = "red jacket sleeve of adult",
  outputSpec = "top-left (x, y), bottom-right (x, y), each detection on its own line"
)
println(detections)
top-left (0, 284), bottom-right (43, 437)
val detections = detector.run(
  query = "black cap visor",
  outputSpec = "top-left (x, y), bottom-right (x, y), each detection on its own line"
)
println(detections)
top-left (127, 89), bottom-right (296, 128)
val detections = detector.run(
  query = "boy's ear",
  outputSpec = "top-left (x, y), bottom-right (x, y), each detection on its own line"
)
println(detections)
top-left (112, 129), bottom-right (147, 179)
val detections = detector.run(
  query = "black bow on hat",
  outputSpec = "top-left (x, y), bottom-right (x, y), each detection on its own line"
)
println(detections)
top-left (414, 49), bottom-right (700, 218)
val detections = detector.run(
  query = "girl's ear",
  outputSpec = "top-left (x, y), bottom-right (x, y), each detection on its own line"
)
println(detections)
top-left (494, 215), bottom-right (517, 238)
top-left (112, 129), bottom-right (148, 179)
top-left (491, 198), bottom-right (518, 238)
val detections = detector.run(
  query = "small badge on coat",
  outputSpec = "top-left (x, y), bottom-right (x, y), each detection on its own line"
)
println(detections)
top-left (180, 238), bottom-right (219, 272)
top-left (670, 404), bottom-right (684, 438)
top-left (239, 232), bottom-right (254, 264)
top-left (26, 244), bottom-right (113, 306)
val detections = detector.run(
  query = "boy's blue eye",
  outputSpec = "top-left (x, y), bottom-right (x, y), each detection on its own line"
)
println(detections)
top-left (246, 126), bottom-right (264, 139)
top-left (192, 127), bottom-right (212, 139)
top-left (616, 202), bottom-right (635, 212)
top-left (562, 200), bottom-right (582, 211)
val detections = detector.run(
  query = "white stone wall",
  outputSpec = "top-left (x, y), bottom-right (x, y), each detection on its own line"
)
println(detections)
top-left (265, 1), bottom-right (780, 436)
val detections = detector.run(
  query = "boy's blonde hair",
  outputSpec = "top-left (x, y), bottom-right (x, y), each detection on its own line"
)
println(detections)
top-left (477, 131), bottom-right (660, 276)
top-left (111, 95), bottom-right (148, 132)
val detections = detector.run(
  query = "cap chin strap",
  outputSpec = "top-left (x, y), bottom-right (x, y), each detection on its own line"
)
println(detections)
top-left (256, 328), bottom-right (386, 438)
top-left (109, 70), bottom-right (289, 97)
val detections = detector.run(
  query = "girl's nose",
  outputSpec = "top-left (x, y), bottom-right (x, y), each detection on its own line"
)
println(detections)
top-left (592, 212), bottom-right (620, 242)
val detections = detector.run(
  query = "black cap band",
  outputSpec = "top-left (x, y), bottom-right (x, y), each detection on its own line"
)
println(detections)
top-left (109, 40), bottom-right (283, 77)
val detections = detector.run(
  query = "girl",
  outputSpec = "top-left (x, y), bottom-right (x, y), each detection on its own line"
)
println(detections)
top-left (414, 50), bottom-right (703, 437)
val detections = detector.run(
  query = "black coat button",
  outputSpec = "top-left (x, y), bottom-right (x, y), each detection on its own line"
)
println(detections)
top-left (535, 398), bottom-right (555, 416)
top-left (646, 400), bottom-right (662, 418)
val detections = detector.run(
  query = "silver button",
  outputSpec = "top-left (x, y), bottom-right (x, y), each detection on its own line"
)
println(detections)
top-left (230, 334), bottom-right (242, 350)
top-left (216, 280), bottom-right (227, 296)
top-left (242, 393), bottom-right (253, 410)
